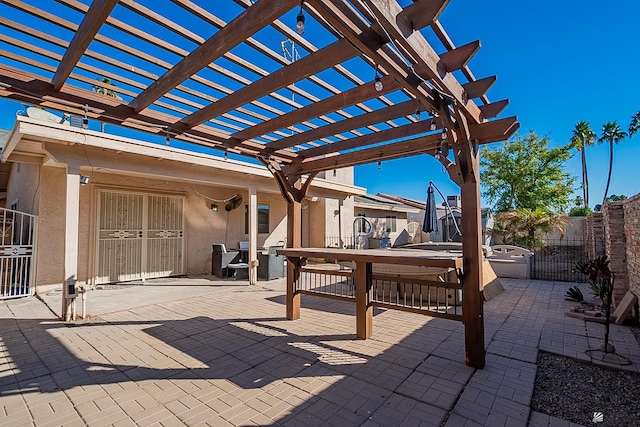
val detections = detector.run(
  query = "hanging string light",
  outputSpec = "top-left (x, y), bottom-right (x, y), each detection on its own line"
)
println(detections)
top-left (374, 69), bottom-right (383, 92)
top-left (296, 1), bottom-right (305, 35)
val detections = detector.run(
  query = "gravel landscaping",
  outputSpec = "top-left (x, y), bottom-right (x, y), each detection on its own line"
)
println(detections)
top-left (532, 325), bottom-right (640, 427)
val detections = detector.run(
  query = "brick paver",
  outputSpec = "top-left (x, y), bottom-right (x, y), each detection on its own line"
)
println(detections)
top-left (0, 277), bottom-right (638, 426)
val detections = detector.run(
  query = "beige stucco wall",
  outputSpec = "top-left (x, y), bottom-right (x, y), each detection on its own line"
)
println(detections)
top-left (29, 166), bottom-right (292, 288)
top-left (6, 162), bottom-right (40, 213)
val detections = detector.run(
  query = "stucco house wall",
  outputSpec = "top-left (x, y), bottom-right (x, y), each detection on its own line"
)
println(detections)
top-left (1, 117), bottom-right (365, 292)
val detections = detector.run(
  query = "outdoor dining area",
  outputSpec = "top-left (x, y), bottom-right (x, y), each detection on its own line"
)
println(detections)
top-left (0, 0), bottom-right (518, 368)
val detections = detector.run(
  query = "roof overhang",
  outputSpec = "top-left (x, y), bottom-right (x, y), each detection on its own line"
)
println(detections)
top-left (2, 116), bottom-right (366, 199)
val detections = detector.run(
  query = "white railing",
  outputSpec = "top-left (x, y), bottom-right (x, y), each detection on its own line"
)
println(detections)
top-left (0, 208), bottom-right (38, 299)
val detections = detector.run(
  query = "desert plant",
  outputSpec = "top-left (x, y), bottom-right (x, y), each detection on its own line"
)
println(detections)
top-left (574, 255), bottom-right (615, 353)
top-left (565, 286), bottom-right (585, 302)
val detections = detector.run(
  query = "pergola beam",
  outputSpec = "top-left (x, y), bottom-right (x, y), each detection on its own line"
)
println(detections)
top-left (266, 100), bottom-right (417, 152)
top-left (51, 0), bottom-right (118, 91)
top-left (306, 0), bottom-right (439, 114)
top-left (399, 0), bottom-right (450, 31)
top-left (283, 133), bottom-right (441, 176)
top-left (439, 41), bottom-right (481, 73)
top-left (479, 100), bottom-right (509, 120)
top-left (358, 0), bottom-right (483, 123)
top-left (129, 0), bottom-right (298, 112)
top-left (462, 76), bottom-right (496, 100)
top-left (171, 38), bottom-right (358, 134)
top-left (469, 116), bottom-right (519, 144)
top-left (297, 119), bottom-right (435, 160)
top-left (230, 75), bottom-right (400, 144)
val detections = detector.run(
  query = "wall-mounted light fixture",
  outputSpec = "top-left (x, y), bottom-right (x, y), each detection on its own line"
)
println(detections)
top-left (211, 204), bottom-right (218, 212)
top-left (80, 175), bottom-right (90, 185)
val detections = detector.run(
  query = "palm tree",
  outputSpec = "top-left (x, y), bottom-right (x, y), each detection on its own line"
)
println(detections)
top-left (629, 111), bottom-right (640, 137)
top-left (495, 208), bottom-right (567, 249)
top-left (598, 122), bottom-right (627, 207)
top-left (570, 121), bottom-right (596, 208)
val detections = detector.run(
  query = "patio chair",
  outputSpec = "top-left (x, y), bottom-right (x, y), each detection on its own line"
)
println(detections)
top-left (257, 245), bottom-right (286, 280)
top-left (212, 244), bottom-right (240, 278)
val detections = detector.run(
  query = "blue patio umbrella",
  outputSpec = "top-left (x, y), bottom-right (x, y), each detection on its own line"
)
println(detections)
top-left (423, 183), bottom-right (438, 233)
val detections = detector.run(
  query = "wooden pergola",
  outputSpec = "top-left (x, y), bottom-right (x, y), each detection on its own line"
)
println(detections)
top-left (0, 0), bottom-right (518, 368)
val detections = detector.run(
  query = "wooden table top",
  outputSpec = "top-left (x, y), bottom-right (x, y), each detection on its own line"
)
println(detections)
top-left (277, 247), bottom-right (463, 269)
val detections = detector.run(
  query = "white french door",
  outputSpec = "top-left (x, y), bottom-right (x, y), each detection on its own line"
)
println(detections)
top-left (96, 191), bottom-right (184, 284)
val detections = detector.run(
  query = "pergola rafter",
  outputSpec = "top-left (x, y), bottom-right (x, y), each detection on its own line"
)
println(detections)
top-left (0, 0), bottom-right (519, 368)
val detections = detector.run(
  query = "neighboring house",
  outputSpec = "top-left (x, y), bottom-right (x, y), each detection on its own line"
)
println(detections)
top-left (352, 194), bottom-right (420, 247)
top-left (376, 193), bottom-right (494, 245)
top-left (0, 116), bottom-right (364, 294)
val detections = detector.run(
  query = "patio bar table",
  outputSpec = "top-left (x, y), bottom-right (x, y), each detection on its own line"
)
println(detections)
top-left (277, 247), bottom-right (463, 339)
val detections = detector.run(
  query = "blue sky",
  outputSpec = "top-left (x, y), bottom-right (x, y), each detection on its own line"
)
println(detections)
top-left (0, 0), bottom-right (638, 210)
top-left (361, 0), bottom-right (640, 208)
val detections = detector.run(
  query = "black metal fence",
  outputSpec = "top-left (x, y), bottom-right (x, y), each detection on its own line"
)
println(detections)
top-left (531, 237), bottom-right (587, 283)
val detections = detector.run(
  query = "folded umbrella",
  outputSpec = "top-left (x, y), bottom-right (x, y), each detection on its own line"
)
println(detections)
top-left (422, 183), bottom-right (438, 233)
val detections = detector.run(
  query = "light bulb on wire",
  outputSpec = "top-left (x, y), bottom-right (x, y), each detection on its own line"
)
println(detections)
top-left (374, 72), bottom-right (383, 92)
top-left (296, 3), bottom-right (305, 35)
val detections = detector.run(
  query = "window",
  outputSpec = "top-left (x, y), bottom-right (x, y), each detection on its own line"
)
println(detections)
top-left (385, 215), bottom-right (397, 233)
top-left (244, 204), bottom-right (270, 234)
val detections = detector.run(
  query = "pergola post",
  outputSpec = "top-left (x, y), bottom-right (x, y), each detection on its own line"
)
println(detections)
top-left (460, 140), bottom-right (485, 369)
top-left (286, 193), bottom-right (302, 320)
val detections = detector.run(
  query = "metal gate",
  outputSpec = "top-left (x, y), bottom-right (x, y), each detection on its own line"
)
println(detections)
top-left (0, 208), bottom-right (38, 299)
top-left (96, 191), bottom-right (184, 284)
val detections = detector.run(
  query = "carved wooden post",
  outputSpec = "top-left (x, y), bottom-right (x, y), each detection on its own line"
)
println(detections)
top-left (460, 145), bottom-right (485, 368)
top-left (259, 156), bottom-right (317, 321)
top-left (442, 103), bottom-right (486, 368)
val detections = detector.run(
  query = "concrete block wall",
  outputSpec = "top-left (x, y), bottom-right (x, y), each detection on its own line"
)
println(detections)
top-left (623, 194), bottom-right (640, 304)
top-left (602, 202), bottom-right (628, 305)
top-left (585, 212), bottom-right (605, 259)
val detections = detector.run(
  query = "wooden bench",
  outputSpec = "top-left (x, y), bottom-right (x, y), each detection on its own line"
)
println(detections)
top-left (487, 245), bottom-right (533, 279)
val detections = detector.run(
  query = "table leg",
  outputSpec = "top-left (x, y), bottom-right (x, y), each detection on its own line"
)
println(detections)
top-left (286, 256), bottom-right (300, 320)
top-left (355, 261), bottom-right (372, 339)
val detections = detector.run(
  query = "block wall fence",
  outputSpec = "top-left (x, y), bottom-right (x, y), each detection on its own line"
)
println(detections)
top-left (585, 194), bottom-right (640, 311)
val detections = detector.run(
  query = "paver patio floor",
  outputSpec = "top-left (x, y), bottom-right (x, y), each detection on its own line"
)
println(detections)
top-left (1, 277), bottom-right (638, 426)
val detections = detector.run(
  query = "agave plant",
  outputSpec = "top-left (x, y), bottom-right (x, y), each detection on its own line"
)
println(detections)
top-left (565, 286), bottom-right (584, 303)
